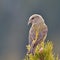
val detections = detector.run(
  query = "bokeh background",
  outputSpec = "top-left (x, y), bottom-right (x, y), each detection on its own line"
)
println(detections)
top-left (0, 0), bottom-right (60, 60)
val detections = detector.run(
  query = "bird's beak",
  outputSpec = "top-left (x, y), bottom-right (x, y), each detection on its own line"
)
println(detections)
top-left (28, 19), bottom-right (31, 25)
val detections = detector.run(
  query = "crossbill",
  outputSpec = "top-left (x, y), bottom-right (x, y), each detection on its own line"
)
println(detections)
top-left (27, 14), bottom-right (48, 54)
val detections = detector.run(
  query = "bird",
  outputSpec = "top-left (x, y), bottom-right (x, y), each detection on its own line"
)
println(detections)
top-left (27, 14), bottom-right (48, 54)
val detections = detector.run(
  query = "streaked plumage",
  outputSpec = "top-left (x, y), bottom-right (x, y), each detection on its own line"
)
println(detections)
top-left (27, 14), bottom-right (48, 54)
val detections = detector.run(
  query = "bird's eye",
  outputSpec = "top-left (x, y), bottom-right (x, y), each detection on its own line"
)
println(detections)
top-left (32, 17), bottom-right (34, 20)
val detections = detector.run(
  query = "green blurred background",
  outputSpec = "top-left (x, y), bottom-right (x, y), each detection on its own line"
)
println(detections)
top-left (0, 0), bottom-right (60, 60)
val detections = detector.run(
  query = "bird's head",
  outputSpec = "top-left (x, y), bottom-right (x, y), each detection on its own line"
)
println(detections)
top-left (28, 14), bottom-right (44, 25)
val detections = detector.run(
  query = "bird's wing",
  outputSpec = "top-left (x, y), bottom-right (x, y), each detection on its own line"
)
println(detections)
top-left (33, 24), bottom-right (48, 47)
top-left (37, 24), bottom-right (48, 42)
top-left (42, 24), bottom-right (48, 41)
